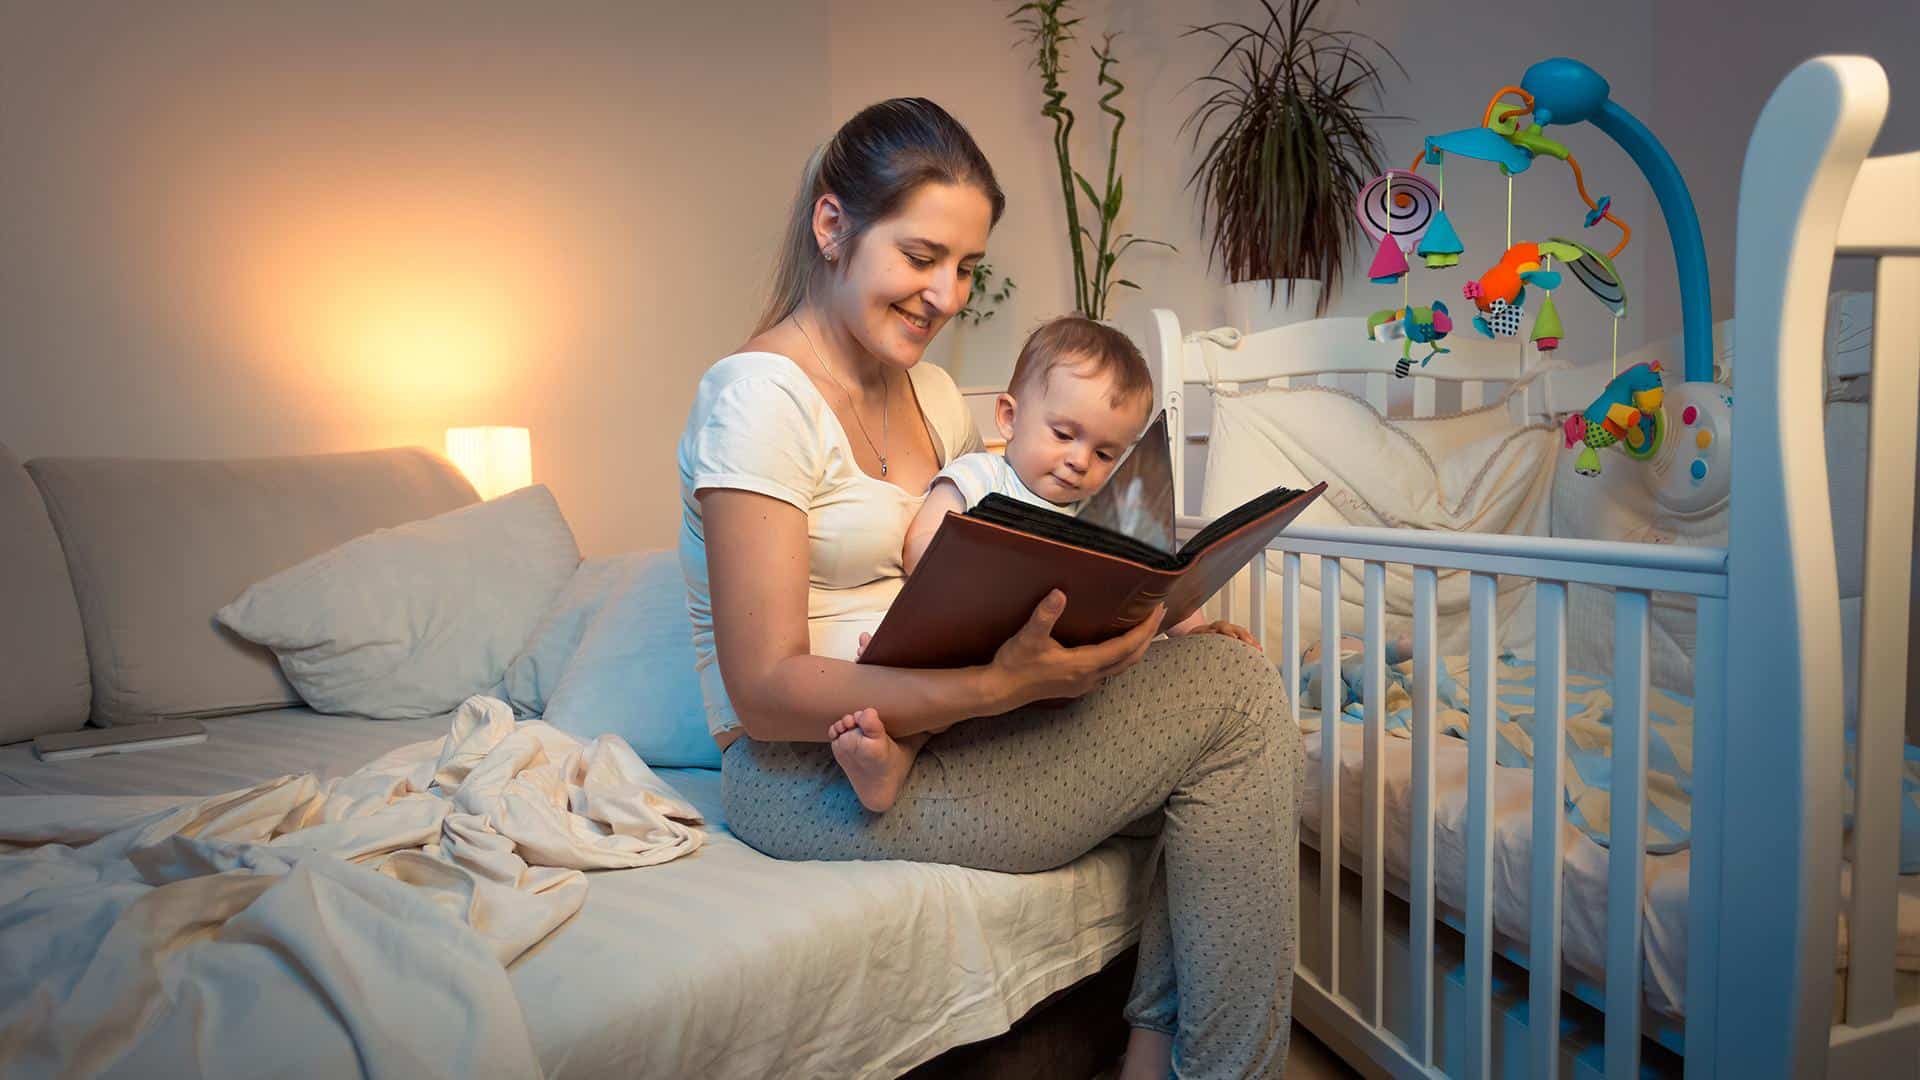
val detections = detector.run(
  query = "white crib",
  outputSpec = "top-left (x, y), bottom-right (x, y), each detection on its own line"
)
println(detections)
top-left (1152, 55), bottom-right (1916, 1080)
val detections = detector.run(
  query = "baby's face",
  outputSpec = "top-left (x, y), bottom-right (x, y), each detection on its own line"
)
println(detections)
top-left (996, 357), bottom-right (1150, 505)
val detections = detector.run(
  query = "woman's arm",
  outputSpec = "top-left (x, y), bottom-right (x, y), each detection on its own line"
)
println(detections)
top-left (703, 488), bottom-right (1162, 742)
top-left (902, 481), bottom-right (967, 576)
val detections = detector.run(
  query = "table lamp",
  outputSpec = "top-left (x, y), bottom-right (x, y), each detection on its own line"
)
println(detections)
top-left (445, 426), bottom-right (532, 500)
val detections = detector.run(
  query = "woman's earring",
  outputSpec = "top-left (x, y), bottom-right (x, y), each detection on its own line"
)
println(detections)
top-left (824, 248), bottom-right (836, 263)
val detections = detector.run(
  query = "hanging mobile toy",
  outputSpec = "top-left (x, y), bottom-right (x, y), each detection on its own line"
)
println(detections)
top-left (1461, 239), bottom-right (1582, 338)
top-left (1382, 58), bottom-right (1726, 510)
top-left (1418, 204), bottom-right (1464, 268)
top-left (1356, 169), bottom-right (1446, 375)
top-left (1562, 360), bottom-right (1665, 475)
top-left (1530, 292), bottom-right (1564, 350)
top-left (1356, 169), bottom-right (1439, 285)
top-left (1365, 301), bottom-right (1454, 377)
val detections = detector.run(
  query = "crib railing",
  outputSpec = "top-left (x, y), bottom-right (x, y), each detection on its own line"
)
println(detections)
top-left (1182, 517), bottom-right (1731, 1078)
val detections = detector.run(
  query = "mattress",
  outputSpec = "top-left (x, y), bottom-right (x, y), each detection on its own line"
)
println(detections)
top-left (0, 708), bottom-right (1151, 1078)
top-left (1300, 720), bottom-right (1920, 1021)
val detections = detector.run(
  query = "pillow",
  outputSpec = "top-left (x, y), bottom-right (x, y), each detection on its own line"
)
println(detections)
top-left (26, 446), bottom-right (477, 725)
top-left (502, 555), bottom-right (639, 718)
top-left (542, 550), bottom-right (716, 768)
top-left (1201, 384), bottom-right (1556, 660)
top-left (0, 440), bottom-right (90, 742)
top-left (217, 485), bottom-right (579, 719)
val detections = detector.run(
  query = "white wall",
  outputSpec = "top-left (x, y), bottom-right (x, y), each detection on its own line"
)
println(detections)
top-left (0, 1), bottom-right (827, 555)
top-left (2, 1), bottom-right (1912, 553)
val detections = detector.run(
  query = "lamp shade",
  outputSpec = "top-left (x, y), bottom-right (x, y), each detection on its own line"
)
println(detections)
top-left (445, 426), bottom-right (532, 500)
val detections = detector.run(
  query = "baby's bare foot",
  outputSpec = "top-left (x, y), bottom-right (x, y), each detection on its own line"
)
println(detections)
top-left (830, 708), bottom-right (914, 812)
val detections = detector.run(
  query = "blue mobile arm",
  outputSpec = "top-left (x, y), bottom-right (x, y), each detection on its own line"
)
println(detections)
top-left (1522, 58), bottom-right (1714, 384)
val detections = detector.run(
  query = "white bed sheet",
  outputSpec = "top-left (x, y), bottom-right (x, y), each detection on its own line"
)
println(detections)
top-left (1301, 720), bottom-right (1920, 1020)
top-left (0, 709), bottom-right (1151, 1078)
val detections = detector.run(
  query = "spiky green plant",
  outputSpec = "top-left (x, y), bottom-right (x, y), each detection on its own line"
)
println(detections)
top-left (1012, 0), bottom-right (1170, 320)
top-left (1183, 0), bottom-right (1402, 313)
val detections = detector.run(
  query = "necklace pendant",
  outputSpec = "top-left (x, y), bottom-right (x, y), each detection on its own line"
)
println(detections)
top-left (880, 459), bottom-right (889, 477)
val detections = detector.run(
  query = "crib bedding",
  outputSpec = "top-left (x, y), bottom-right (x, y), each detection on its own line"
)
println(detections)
top-left (1300, 647), bottom-right (1920, 867)
top-left (0, 707), bottom-right (1152, 1078)
top-left (1301, 649), bottom-right (1698, 854)
top-left (1300, 720), bottom-right (1920, 1021)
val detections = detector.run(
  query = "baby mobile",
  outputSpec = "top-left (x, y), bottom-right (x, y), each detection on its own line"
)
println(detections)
top-left (1355, 58), bottom-right (1730, 509)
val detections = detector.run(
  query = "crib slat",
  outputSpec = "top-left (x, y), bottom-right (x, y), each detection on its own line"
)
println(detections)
top-left (1251, 551), bottom-right (1269, 653)
top-left (1686, 594), bottom-right (1729, 1075)
top-left (1410, 567), bottom-right (1438, 1066)
top-left (1465, 571), bottom-right (1498, 1080)
top-left (1284, 553), bottom-right (1301, 733)
top-left (1461, 379), bottom-right (1486, 411)
top-left (1847, 255), bottom-right (1920, 1026)
top-left (1320, 556), bottom-right (1343, 993)
top-left (1531, 580), bottom-right (1569, 1080)
top-left (1413, 378), bottom-right (1438, 418)
top-left (1606, 589), bottom-right (1651, 1080)
top-left (1363, 371), bottom-right (1389, 414)
top-left (1280, 551), bottom-right (1302, 1005)
top-left (1361, 561), bottom-right (1387, 1025)
top-left (1221, 567), bottom-right (1236, 625)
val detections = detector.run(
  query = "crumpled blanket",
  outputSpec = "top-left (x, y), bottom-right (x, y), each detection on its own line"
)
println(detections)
top-left (0, 695), bottom-right (703, 1079)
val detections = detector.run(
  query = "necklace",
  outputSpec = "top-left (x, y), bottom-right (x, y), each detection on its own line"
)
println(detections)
top-left (793, 315), bottom-right (892, 477)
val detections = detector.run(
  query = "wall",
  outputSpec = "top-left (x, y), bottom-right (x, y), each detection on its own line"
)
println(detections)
top-left (1647, 0), bottom-right (1920, 335)
top-left (0, 0), bottom-right (828, 554)
top-left (830, 0), bottom-right (1657, 390)
top-left (2, 1), bottom-right (1912, 553)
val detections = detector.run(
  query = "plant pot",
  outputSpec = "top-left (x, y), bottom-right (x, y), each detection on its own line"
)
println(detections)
top-left (1226, 279), bottom-right (1324, 333)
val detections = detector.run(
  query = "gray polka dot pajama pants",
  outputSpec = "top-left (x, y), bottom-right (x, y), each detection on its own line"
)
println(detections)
top-left (721, 633), bottom-right (1303, 1078)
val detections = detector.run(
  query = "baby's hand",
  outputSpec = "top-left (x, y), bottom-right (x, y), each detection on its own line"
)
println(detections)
top-left (1173, 619), bottom-right (1261, 650)
top-left (856, 632), bottom-right (872, 660)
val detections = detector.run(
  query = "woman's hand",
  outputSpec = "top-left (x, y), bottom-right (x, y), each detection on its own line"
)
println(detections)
top-left (987, 590), bottom-right (1166, 708)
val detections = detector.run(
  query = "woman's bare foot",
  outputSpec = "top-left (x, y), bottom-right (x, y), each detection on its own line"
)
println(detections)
top-left (828, 708), bottom-right (916, 812)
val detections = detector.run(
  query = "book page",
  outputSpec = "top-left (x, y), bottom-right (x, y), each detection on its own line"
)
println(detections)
top-left (1075, 411), bottom-right (1176, 554)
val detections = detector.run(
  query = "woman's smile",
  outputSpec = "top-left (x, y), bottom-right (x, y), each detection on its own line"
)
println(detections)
top-left (891, 303), bottom-right (934, 340)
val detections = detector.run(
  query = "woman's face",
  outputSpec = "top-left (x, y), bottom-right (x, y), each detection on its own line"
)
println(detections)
top-left (819, 182), bottom-right (993, 370)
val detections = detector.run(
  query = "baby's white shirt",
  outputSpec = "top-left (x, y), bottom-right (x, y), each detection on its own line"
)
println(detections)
top-left (932, 451), bottom-right (1080, 516)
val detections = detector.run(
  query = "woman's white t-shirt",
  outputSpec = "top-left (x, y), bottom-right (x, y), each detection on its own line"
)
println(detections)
top-left (677, 352), bottom-right (982, 742)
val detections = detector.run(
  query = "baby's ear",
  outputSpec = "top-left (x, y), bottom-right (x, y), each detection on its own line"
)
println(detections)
top-left (994, 393), bottom-right (1018, 442)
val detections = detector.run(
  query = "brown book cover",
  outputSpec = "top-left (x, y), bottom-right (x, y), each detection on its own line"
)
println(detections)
top-left (860, 411), bottom-right (1324, 669)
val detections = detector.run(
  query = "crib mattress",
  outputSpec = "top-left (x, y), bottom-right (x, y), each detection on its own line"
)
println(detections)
top-left (0, 708), bottom-right (1151, 1077)
top-left (1300, 719), bottom-right (1920, 1020)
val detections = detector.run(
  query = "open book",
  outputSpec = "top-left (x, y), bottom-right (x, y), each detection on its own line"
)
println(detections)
top-left (859, 412), bottom-right (1325, 669)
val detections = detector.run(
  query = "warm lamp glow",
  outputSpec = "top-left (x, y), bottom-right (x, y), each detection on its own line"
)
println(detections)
top-left (446, 426), bottom-right (532, 500)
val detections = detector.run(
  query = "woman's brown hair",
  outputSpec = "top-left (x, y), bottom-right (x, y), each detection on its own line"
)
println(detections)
top-left (755, 98), bottom-right (1005, 336)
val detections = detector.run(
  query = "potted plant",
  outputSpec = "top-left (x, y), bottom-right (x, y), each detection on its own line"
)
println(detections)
top-left (1012, 0), bottom-right (1170, 322)
top-left (1183, 0), bottom-right (1401, 330)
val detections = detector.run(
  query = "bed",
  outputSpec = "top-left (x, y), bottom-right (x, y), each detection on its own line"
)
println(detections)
top-left (1151, 54), bottom-right (1918, 1079)
top-left (0, 707), bottom-right (1151, 1078)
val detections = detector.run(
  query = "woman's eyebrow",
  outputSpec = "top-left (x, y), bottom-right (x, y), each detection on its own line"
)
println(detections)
top-left (901, 237), bottom-right (988, 261)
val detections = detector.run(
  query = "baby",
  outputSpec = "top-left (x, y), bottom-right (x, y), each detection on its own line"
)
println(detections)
top-left (829, 315), bottom-right (1258, 812)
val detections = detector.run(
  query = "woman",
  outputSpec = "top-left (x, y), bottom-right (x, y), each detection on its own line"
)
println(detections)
top-left (677, 98), bottom-right (1300, 1079)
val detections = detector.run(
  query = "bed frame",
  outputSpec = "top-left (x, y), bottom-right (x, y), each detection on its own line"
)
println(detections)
top-left (1151, 55), bottom-right (1916, 1080)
